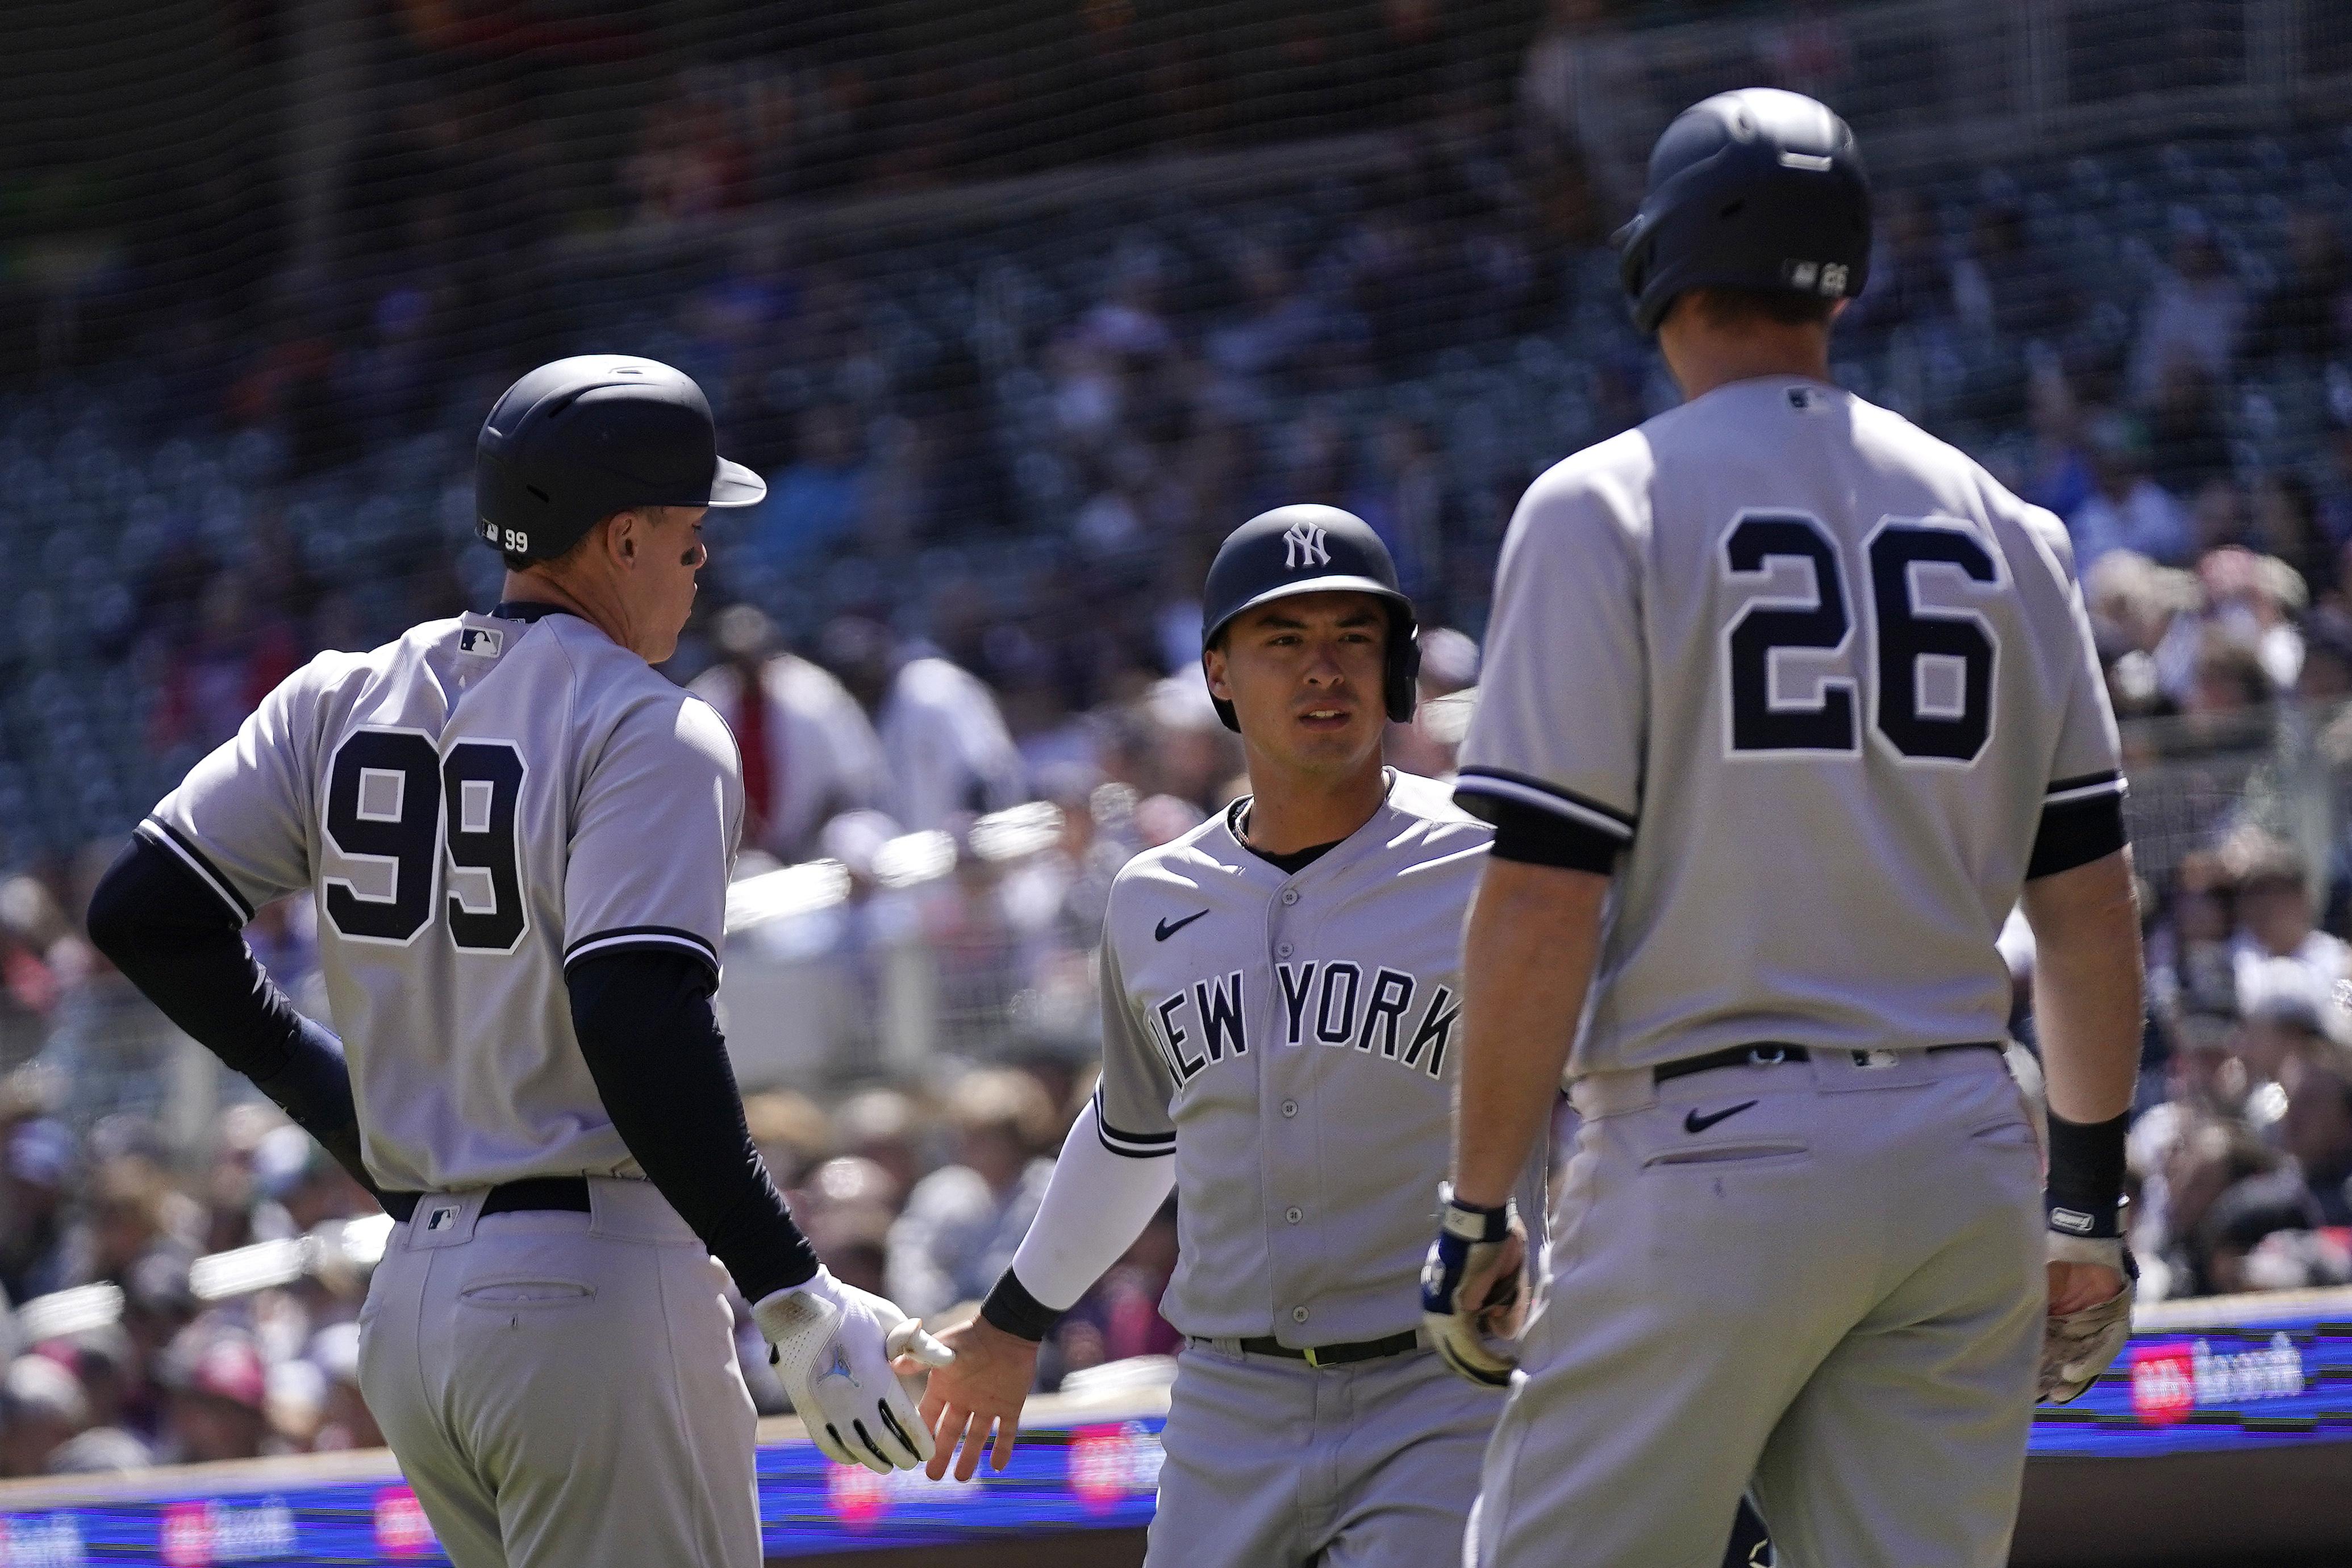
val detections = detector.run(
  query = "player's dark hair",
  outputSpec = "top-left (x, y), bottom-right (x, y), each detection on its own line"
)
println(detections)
top-left (1680, 287), bottom-right (1838, 330)
top-left (501, 511), bottom-right (619, 574)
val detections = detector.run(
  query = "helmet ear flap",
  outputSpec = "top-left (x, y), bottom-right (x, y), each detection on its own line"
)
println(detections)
top-left (1386, 619), bottom-right (1421, 724)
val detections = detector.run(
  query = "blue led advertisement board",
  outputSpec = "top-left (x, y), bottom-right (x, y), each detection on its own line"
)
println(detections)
top-left (0, 1304), bottom-right (2343, 1566)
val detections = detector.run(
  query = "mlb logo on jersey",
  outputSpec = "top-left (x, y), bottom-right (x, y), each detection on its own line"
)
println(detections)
top-left (459, 627), bottom-right (504, 657)
top-left (427, 1206), bottom-right (458, 1232)
top-left (1283, 521), bottom-right (1331, 570)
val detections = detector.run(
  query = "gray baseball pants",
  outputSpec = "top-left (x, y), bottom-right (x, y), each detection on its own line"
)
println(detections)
top-left (1149, 1338), bottom-right (1505, 1568)
top-left (1469, 1046), bottom-right (2044, 1568)
top-left (357, 1176), bottom-right (762, 1568)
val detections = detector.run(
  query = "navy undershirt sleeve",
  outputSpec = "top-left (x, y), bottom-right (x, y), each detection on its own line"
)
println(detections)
top-left (85, 837), bottom-right (382, 1206)
top-left (566, 950), bottom-right (819, 1300)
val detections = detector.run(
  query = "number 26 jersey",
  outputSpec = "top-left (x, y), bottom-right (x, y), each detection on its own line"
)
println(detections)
top-left (139, 605), bottom-right (743, 1193)
top-left (1456, 377), bottom-right (2126, 1077)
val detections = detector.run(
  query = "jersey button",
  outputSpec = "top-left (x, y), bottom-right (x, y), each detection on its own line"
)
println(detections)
top-left (1291, 1306), bottom-right (1310, 1323)
top-left (1281, 888), bottom-right (1299, 906)
top-left (1277, 942), bottom-right (1294, 958)
top-left (1281, 1099), bottom-right (1298, 1118)
top-left (1286, 1207), bottom-right (1303, 1224)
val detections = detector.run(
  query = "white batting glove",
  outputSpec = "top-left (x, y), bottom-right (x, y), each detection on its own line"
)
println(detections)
top-left (1420, 1187), bottom-right (1527, 1388)
top-left (756, 1268), bottom-right (953, 1474)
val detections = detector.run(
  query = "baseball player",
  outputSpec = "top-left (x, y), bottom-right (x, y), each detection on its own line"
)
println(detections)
top-left (912, 505), bottom-right (1554, 1567)
top-left (1420, 91), bottom-right (2145, 1567)
top-left (85, 356), bottom-right (949, 1567)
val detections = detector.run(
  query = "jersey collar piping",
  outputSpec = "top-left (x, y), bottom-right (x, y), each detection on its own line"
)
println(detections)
top-left (490, 600), bottom-right (582, 624)
top-left (1220, 768), bottom-right (1399, 879)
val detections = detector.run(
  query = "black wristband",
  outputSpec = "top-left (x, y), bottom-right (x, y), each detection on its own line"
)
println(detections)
top-left (979, 1268), bottom-right (1065, 1344)
top-left (2045, 1108), bottom-right (2130, 1240)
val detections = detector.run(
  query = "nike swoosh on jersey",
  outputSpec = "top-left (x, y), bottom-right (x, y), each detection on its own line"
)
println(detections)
top-left (1155, 910), bottom-right (1210, 941)
top-left (1683, 1100), bottom-right (1758, 1134)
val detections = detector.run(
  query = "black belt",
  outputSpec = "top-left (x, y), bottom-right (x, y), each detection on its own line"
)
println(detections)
top-left (381, 1177), bottom-right (593, 1224)
top-left (1652, 1041), bottom-right (2003, 1086)
top-left (1216, 1329), bottom-right (1421, 1368)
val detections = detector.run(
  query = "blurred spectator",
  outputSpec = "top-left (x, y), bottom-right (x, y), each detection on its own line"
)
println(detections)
top-left (1052, 1197), bottom-right (1182, 1378)
top-left (1516, 0), bottom-right (1656, 215)
top-left (2230, 837), bottom-right (2349, 1022)
top-left (741, 1091), bottom-right (836, 1194)
top-left (0, 1119), bottom-right (73, 1303)
top-left (0, 1354), bottom-right (87, 1477)
top-left (831, 1089), bottom-right (925, 1199)
top-left (1953, 200), bottom-right (2074, 346)
top-left (149, 576), bottom-right (303, 756)
top-left (2129, 220), bottom-right (2246, 403)
top-left (2242, 207), bottom-right (2349, 365)
top-left (2200, 1168), bottom-right (2328, 1295)
top-left (690, 604), bottom-right (887, 861)
top-left (752, 404), bottom-right (869, 565)
top-left (1851, 189), bottom-right (1953, 335)
top-left (2070, 413), bottom-right (2191, 568)
top-left (885, 1069), bottom-right (1057, 1319)
top-left (2280, 1046), bottom-right (2352, 1224)
top-left (1387, 625), bottom-right (1479, 778)
top-left (820, 619), bottom-right (1028, 833)
top-left (156, 1323), bottom-right (270, 1463)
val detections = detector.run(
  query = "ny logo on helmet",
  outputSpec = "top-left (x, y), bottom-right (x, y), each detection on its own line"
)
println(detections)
top-left (1283, 522), bottom-right (1331, 570)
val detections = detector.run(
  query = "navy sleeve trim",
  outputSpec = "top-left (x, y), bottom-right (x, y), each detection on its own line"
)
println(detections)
top-left (564, 925), bottom-right (720, 978)
top-left (1453, 768), bottom-right (1636, 841)
top-left (2027, 792), bottom-right (2128, 879)
top-left (979, 1267), bottom-right (1065, 1343)
top-left (1094, 1089), bottom-right (1174, 1158)
top-left (135, 818), bottom-right (256, 923)
top-left (1472, 794), bottom-right (1625, 874)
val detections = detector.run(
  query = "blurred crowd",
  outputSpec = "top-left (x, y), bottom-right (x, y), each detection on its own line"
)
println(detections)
top-left (7, 0), bottom-right (2352, 1489)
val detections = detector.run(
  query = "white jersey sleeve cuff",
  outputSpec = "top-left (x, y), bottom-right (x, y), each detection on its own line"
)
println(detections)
top-left (1092, 1087), bottom-right (1175, 1158)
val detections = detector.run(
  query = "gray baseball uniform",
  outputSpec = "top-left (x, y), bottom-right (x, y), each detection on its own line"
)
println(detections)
top-left (1094, 770), bottom-right (1548, 1568)
top-left (141, 604), bottom-right (761, 1567)
top-left (1453, 377), bottom-right (2126, 1567)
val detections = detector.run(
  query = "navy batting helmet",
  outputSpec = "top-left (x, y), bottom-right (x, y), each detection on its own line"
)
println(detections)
top-left (476, 355), bottom-right (767, 561)
top-left (1200, 505), bottom-right (1420, 732)
top-left (1613, 87), bottom-right (1871, 335)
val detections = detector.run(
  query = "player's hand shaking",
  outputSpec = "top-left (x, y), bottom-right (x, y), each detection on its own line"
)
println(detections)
top-left (917, 1313), bottom-right (1043, 1482)
top-left (757, 1268), bottom-right (954, 1474)
top-left (1421, 1186), bottom-right (1528, 1387)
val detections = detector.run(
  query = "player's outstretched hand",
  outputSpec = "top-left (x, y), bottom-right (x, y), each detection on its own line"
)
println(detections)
top-left (756, 1268), bottom-right (954, 1474)
top-left (916, 1314), bottom-right (1041, 1482)
top-left (2038, 1236), bottom-right (2136, 1404)
top-left (1421, 1187), bottom-right (1528, 1387)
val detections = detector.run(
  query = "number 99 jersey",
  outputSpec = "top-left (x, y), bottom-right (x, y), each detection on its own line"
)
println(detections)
top-left (137, 604), bottom-right (743, 1192)
top-left (1454, 377), bottom-right (2126, 1077)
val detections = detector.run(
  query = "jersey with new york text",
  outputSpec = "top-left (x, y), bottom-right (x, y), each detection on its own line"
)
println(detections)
top-left (139, 606), bottom-right (743, 1193)
top-left (1093, 770), bottom-right (1547, 1346)
top-left (1456, 376), bottom-right (2126, 1077)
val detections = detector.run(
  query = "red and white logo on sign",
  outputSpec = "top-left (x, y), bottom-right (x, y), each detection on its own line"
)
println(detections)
top-left (2129, 1344), bottom-right (2196, 1425)
top-left (373, 1488), bottom-right (435, 1557)
top-left (825, 1462), bottom-right (891, 1527)
top-left (159, 1504), bottom-right (212, 1568)
top-left (1069, 1421), bottom-right (1161, 1513)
